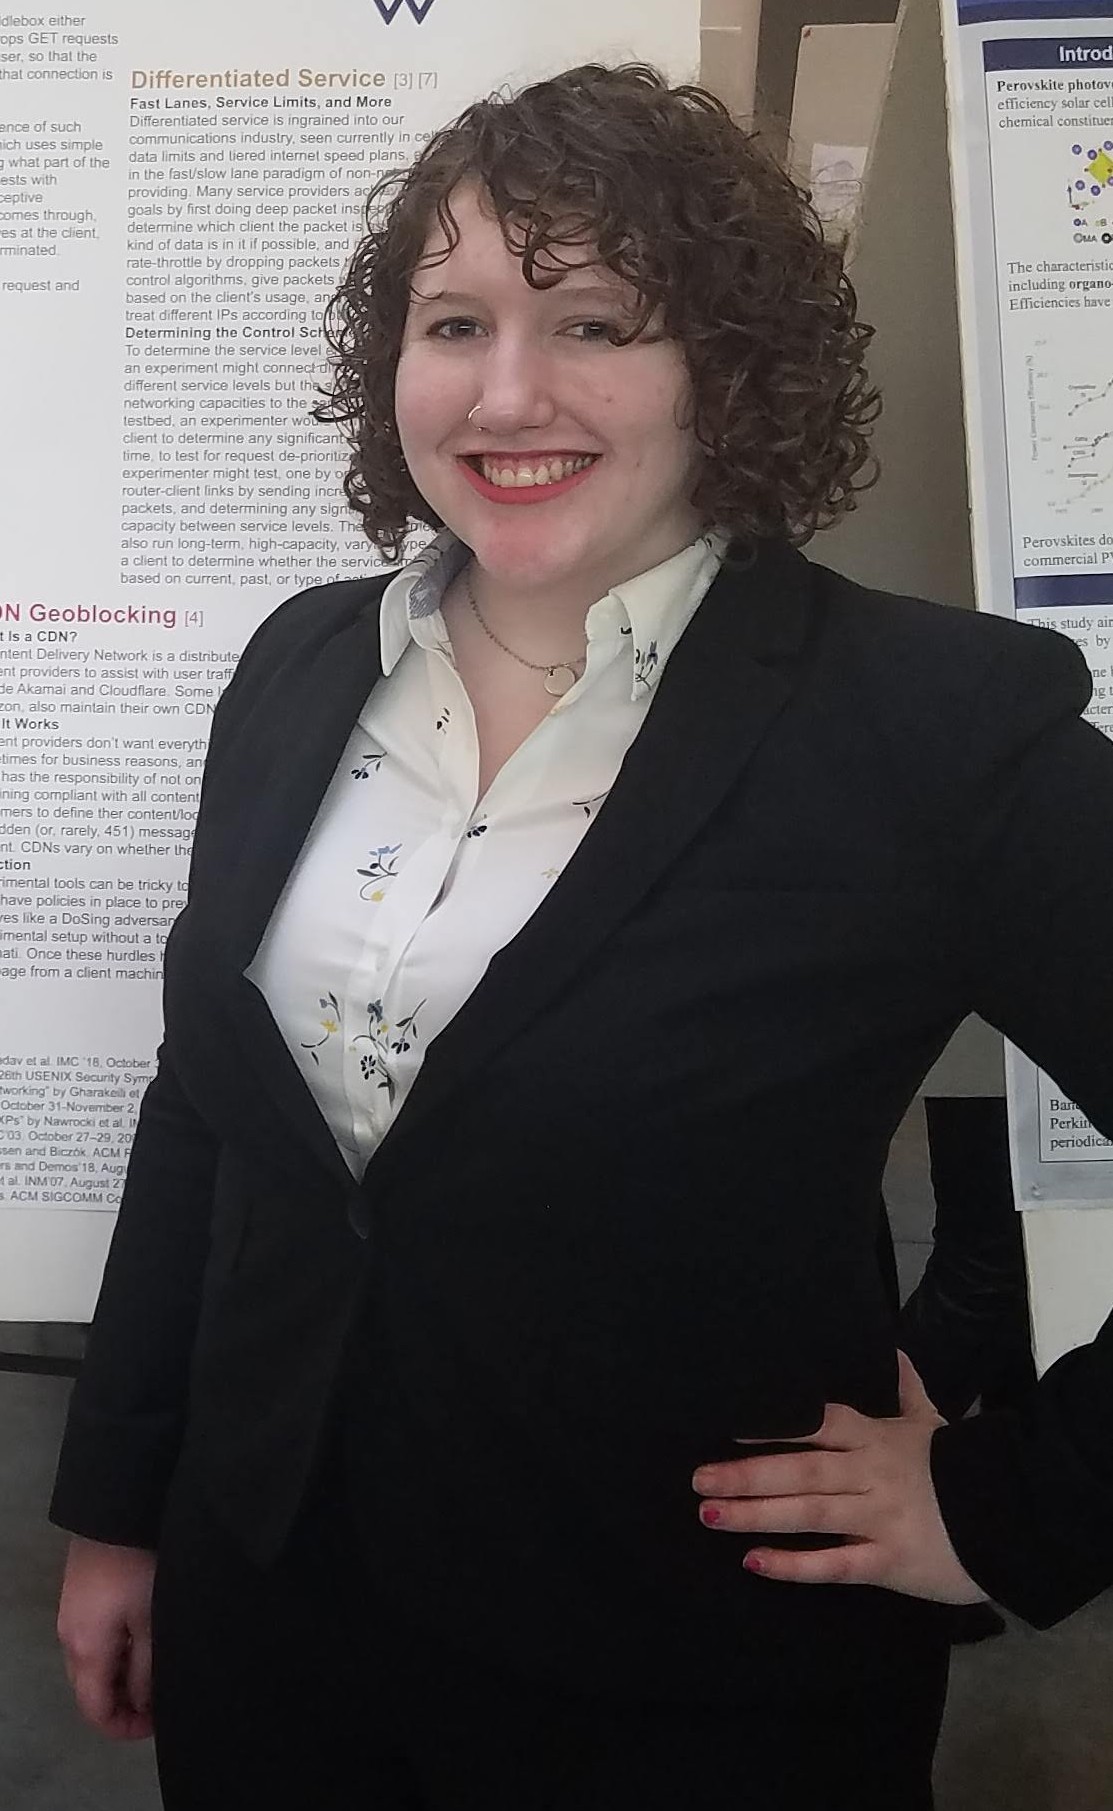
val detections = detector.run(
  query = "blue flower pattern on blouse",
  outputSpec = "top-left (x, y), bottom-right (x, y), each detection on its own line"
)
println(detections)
top-left (301, 992), bottom-right (341, 1067)
top-left (353, 997), bottom-right (428, 1106)
top-left (351, 742), bottom-right (386, 780)
top-left (357, 843), bottom-right (403, 903)
top-left (634, 640), bottom-right (659, 693)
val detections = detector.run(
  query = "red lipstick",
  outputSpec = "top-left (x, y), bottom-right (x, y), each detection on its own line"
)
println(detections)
top-left (456, 457), bottom-right (599, 506)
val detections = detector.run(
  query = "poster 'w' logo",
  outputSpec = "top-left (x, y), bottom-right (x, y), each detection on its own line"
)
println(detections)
top-left (369, 0), bottom-right (440, 22)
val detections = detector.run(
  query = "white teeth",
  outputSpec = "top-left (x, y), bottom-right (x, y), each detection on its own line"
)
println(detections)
top-left (479, 455), bottom-right (596, 488)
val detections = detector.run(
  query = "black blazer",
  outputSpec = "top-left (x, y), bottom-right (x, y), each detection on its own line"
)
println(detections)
top-left (51, 539), bottom-right (1113, 1709)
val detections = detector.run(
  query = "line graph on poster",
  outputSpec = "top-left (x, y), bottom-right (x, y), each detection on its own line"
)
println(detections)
top-left (1024, 340), bottom-right (1113, 515)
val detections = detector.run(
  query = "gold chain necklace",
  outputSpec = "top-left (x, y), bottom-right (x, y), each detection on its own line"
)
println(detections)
top-left (463, 568), bottom-right (586, 698)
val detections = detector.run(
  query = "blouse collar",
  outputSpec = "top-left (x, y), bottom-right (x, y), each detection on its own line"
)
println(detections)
top-left (378, 528), bottom-right (728, 705)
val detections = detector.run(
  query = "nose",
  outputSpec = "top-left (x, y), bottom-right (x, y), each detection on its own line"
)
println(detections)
top-left (470, 332), bottom-right (558, 438)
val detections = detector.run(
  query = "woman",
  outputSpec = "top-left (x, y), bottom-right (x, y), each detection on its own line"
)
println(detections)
top-left (52, 64), bottom-right (1113, 1810)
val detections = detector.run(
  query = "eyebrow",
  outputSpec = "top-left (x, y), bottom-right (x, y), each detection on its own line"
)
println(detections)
top-left (408, 284), bottom-right (631, 309)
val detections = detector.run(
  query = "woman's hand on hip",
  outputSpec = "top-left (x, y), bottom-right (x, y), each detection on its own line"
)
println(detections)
top-left (692, 1351), bottom-right (989, 1605)
top-left (57, 1536), bottom-right (157, 1740)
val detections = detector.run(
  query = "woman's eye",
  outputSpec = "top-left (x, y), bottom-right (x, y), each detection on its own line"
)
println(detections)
top-left (567, 320), bottom-right (624, 344)
top-left (429, 317), bottom-right (483, 341)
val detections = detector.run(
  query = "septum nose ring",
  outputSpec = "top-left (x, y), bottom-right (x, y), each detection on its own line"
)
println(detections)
top-left (467, 404), bottom-right (487, 431)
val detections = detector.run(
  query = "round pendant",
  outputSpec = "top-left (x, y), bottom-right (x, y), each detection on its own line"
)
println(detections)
top-left (544, 665), bottom-right (577, 697)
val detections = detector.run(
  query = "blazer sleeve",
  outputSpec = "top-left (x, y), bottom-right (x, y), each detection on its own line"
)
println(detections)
top-left (48, 598), bottom-right (302, 1548)
top-left (930, 623), bottom-right (1113, 1626)
top-left (48, 1042), bottom-right (220, 1547)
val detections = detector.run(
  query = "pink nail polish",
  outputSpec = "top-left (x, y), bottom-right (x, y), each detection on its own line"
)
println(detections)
top-left (744, 1552), bottom-right (765, 1574)
top-left (701, 1505), bottom-right (722, 1526)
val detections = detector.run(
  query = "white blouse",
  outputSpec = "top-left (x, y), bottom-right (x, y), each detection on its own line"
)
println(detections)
top-left (248, 528), bottom-right (728, 1178)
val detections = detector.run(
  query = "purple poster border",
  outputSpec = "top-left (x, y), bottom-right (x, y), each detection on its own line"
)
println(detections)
top-left (959, 1), bottom-right (1113, 20)
top-left (984, 36), bottom-right (1113, 63)
top-left (1016, 574), bottom-right (1113, 605)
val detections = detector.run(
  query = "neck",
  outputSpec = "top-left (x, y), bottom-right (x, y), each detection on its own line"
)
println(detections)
top-left (465, 572), bottom-right (593, 664)
top-left (462, 528), bottom-right (703, 664)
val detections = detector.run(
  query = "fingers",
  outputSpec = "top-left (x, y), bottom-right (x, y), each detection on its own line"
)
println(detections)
top-left (63, 1633), bottom-right (154, 1741)
top-left (743, 1541), bottom-right (879, 1588)
top-left (700, 1490), bottom-right (861, 1536)
top-left (693, 1445), bottom-right (864, 1504)
top-left (125, 1626), bottom-right (155, 1733)
top-left (733, 1402), bottom-right (866, 1452)
top-left (64, 1629), bottom-right (130, 1737)
top-left (56, 1538), bottom-right (158, 1742)
top-left (694, 1406), bottom-right (987, 1603)
top-left (897, 1350), bottom-right (943, 1423)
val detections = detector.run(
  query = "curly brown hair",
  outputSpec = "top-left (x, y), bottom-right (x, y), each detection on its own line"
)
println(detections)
top-left (312, 62), bottom-right (880, 563)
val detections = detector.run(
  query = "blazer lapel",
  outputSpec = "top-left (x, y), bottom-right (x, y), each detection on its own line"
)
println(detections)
top-left (213, 599), bottom-right (388, 1192)
top-left (220, 610), bottom-right (386, 979)
top-left (363, 539), bottom-right (817, 1194)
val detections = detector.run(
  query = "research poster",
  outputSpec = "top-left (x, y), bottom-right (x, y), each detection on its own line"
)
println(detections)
top-left (0, 0), bottom-right (701, 1320)
top-left (941, 0), bottom-right (1113, 1208)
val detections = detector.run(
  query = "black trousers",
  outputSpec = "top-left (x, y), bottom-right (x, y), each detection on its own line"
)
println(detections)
top-left (151, 1438), bottom-right (946, 1811)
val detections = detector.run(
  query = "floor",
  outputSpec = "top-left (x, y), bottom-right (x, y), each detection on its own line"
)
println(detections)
top-left (2, 1103), bottom-right (1112, 1808)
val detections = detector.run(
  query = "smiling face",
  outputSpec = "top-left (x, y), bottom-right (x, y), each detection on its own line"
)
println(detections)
top-left (394, 185), bottom-right (704, 598)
